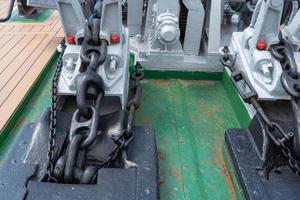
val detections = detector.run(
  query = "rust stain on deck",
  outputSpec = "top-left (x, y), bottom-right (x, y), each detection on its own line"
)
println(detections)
top-left (158, 150), bottom-right (165, 161)
top-left (170, 166), bottom-right (184, 190)
top-left (152, 79), bottom-right (169, 88)
top-left (197, 100), bottom-right (220, 119)
top-left (211, 147), bottom-right (237, 199)
top-left (178, 79), bottom-right (216, 87)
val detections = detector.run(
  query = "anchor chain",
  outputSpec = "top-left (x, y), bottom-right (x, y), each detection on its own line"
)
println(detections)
top-left (220, 46), bottom-right (300, 176)
top-left (60, 0), bottom-right (108, 183)
top-left (125, 62), bottom-right (144, 144)
top-left (46, 1), bottom-right (108, 183)
top-left (270, 38), bottom-right (300, 99)
top-left (46, 41), bottom-right (67, 181)
top-left (58, 62), bottom-right (144, 183)
top-left (270, 38), bottom-right (300, 175)
top-left (90, 62), bottom-right (145, 168)
top-left (47, 0), bottom-right (145, 183)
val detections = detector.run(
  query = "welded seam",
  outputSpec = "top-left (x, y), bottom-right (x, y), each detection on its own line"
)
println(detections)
top-left (168, 81), bottom-right (187, 200)
top-left (180, 82), bottom-right (206, 199)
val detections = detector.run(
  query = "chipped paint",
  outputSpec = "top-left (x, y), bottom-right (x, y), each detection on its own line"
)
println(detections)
top-left (135, 79), bottom-right (243, 199)
top-left (2, 72), bottom-right (247, 200)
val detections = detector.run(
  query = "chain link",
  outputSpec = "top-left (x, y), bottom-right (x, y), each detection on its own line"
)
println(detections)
top-left (270, 39), bottom-right (300, 176)
top-left (219, 46), bottom-right (236, 72)
top-left (72, 63), bottom-right (144, 173)
top-left (281, 142), bottom-right (300, 176)
top-left (46, 2), bottom-right (144, 182)
top-left (220, 45), bottom-right (300, 176)
top-left (101, 63), bottom-right (144, 168)
top-left (46, 42), bottom-right (67, 181)
top-left (264, 121), bottom-right (300, 176)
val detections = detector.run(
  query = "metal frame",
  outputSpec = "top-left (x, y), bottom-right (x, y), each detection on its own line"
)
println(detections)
top-left (229, 0), bottom-right (300, 100)
top-left (129, 0), bottom-right (226, 71)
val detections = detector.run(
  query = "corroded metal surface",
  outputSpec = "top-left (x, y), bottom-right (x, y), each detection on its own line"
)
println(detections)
top-left (135, 79), bottom-right (243, 199)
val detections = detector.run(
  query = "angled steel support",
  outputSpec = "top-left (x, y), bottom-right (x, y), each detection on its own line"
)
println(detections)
top-left (127, 0), bottom-right (144, 36)
top-left (207, 0), bottom-right (223, 55)
top-left (182, 0), bottom-right (204, 55)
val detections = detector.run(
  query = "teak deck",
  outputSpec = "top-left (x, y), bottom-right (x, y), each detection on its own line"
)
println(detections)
top-left (0, 1), bottom-right (63, 132)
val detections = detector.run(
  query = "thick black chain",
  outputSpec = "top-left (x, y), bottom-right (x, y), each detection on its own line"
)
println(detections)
top-left (271, 39), bottom-right (300, 99)
top-left (126, 63), bottom-right (144, 136)
top-left (253, 99), bottom-right (300, 176)
top-left (101, 63), bottom-right (144, 168)
top-left (46, 42), bottom-right (67, 181)
top-left (220, 46), bottom-right (300, 176)
top-left (281, 140), bottom-right (300, 176)
top-left (270, 39), bottom-right (300, 175)
top-left (54, 2), bottom-right (145, 183)
top-left (101, 136), bottom-right (126, 168)
top-left (77, 0), bottom-right (106, 118)
top-left (47, 2), bottom-right (144, 182)
top-left (63, 1), bottom-right (107, 183)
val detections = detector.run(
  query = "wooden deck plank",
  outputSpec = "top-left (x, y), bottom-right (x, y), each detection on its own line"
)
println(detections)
top-left (0, 21), bottom-right (62, 103)
top-left (0, 34), bottom-right (56, 100)
top-left (0, 35), bottom-right (36, 73)
top-left (0, 35), bottom-right (46, 94)
top-left (0, 37), bottom-right (61, 130)
top-left (44, 11), bottom-right (59, 27)
top-left (0, 9), bottom-right (8, 18)
top-left (0, 25), bottom-right (45, 73)
top-left (1, 25), bottom-right (15, 32)
top-left (0, 25), bottom-right (31, 49)
top-left (0, 34), bottom-right (13, 47)
top-left (0, 5), bottom-right (7, 12)
top-left (10, 24), bottom-right (24, 31)
top-left (0, 1), bottom-right (15, 18)
top-left (0, 34), bottom-right (24, 54)
top-left (56, 27), bottom-right (64, 37)
top-left (0, 3), bottom-right (7, 11)
top-left (0, 21), bottom-right (61, 92)
top-left (0, 25), bottom-right (11, 32)
top-left (0, 5), bottom-right (9, 17)
top-left (0, 25), bottom-right (29, 48)
top-left (0, 8), bottom-right (63, 132)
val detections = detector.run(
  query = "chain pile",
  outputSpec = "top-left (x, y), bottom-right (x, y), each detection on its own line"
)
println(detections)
top-left (48, 0), bottom-right (108, 184)
top-left (46, 1), bottom-right (144, 183)
top-left (220, 45), bottom-right (300, 176)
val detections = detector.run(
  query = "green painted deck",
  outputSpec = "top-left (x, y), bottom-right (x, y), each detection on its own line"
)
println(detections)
top-left (0, 52), bottom-right (249, 199)
top-left (135, 79), bottom-right (243, 200)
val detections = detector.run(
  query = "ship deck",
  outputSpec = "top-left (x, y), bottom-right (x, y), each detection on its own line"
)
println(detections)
top-left (0, 0), bottom-right (63, 133)
top-left (0, 2), bottom-right (251, 200)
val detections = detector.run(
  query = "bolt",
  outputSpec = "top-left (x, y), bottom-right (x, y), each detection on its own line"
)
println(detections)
top-left (144, 189), bottom-right (151, 195)
top-left (261, 62), bottom-right (273, 84)
top-left (66, 57), bottom-right (75, 71)
top-left (109, 57), bottom-right (118, 74)
top-left (144, 166), bottom-right (150, 171)
top-left (136, 34), bottom-right (143, 43)
top-left (261, 63), bottom-right (271, 76)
